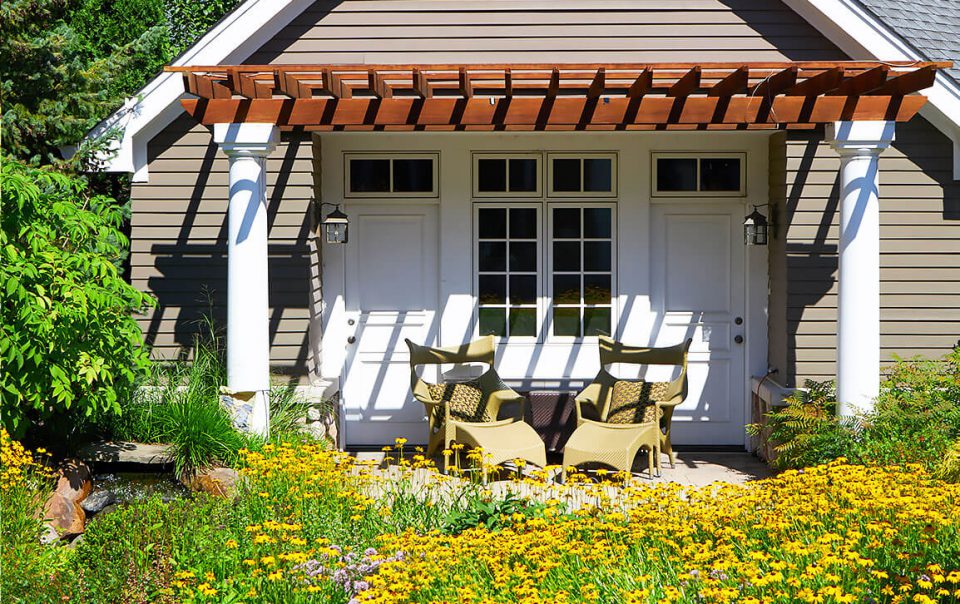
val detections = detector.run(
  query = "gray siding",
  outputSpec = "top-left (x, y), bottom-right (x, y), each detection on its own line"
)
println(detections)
top-left (245, 0), bottom-right (845, 64)
top-left (133, 116), bottom-right (316, 371)
top-left (769, 117), bottom-right (960, 385)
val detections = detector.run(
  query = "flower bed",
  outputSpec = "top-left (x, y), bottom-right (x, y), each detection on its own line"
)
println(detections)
top-left (3, 435), bottom-right (960, 603)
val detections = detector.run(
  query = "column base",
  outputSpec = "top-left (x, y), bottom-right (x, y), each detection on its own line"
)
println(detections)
top-left (220, 388), bottom-right (270, 437)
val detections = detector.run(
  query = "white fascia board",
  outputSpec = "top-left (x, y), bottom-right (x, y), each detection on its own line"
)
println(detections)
top-left (79, 0), bottom-right (314, 182)
top-left (783, 0), bottom-right (960, 179)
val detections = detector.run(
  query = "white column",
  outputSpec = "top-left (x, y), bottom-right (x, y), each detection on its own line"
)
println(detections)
top-left (826, 121), bottom-right (894, 416)
top-left (213, 123), bottom-right (279, 436)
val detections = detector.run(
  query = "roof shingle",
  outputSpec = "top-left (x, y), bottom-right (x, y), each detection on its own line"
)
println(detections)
top-left (856, 0), bottom-right (960, 84)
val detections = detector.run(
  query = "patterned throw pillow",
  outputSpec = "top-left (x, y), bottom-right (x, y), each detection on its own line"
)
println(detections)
top-left (426, 379), bottom-right (493, 423)
top-left (605, 380), bottom-right (671, 424)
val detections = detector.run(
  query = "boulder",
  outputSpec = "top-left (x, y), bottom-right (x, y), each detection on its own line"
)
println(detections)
top-left (80, 490), bottom-right (116, 514)
top-left (42, 493), bottom-right (85, 537)
top-left (182, 467), bottom-right (240, 498)
top-left (55, 459), bottom-right (92, 503)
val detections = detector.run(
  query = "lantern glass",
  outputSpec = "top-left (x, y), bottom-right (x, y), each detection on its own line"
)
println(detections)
top-left (321, 206), bottom-right (349, 244)
top-left (744, 207), bottom-right (768, 246)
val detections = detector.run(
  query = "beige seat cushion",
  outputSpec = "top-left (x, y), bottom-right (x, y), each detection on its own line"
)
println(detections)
top-left (427, 380), bottom-right (494, 423)
top-left (606, 380), bottom-right (670, 424)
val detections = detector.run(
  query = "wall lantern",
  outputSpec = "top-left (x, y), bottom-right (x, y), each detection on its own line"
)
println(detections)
top-left (321, 205), bottom-right (350, 244)
top-left (743, 205), bottom-right (769, 246)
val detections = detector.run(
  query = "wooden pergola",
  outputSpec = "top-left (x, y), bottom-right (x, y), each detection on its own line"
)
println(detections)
top-left (168, 61), bottom-right (949, 130)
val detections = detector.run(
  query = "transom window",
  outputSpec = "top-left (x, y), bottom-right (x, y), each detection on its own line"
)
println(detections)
top-left (548, 153), bottom-right (617, 197)
top-left (476, 206), bottom-right (540, 338)
top-left (550, 206), bottom-right (614, 338)
top-left (653, 153), bottom-right (745, 196)
top-left (345, 153), bottom-right (438, 197)
top-left (473, 153), bottom-right (542, 197)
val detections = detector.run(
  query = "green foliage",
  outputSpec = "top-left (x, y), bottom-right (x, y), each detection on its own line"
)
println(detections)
top-left (753, 348), bottom-right (960, 476)
top-left (163, 0), bottom-right (244, 56)
top-left (441, 491), bottom-right (549, 535)
top-left (749, 380), bottom-right (857, 470)
top-left (108, 326), bottom-right (244, 477)
top-left (0, 158), bottom-right (153, 437)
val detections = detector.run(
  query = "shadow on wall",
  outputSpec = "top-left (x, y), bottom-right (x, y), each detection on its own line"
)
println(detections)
top-left (142, 130), bottom-right (314, 382)
top-left (780, 118), bottom-right (960, 386)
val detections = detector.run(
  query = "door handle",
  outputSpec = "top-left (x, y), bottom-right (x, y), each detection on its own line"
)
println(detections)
top-left (734, 335), bottom-right (744, 345)
top-left (347, 336), bottom-right (356, 344)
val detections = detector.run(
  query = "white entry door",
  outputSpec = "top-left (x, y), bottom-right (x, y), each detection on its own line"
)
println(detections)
top-left (650, 203), bottom-right (746, 445)
top-left (342, 204), bottom-right (438, 446)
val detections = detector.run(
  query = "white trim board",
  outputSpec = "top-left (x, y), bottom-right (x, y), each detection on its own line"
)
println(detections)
top-left (75, 0), bottom-right (314, 182)
top-left (783, 0), bottom-right (960, 179)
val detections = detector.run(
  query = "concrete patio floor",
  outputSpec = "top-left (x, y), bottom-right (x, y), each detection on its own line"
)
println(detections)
top-left (350, 449), bottom-right (773, 487)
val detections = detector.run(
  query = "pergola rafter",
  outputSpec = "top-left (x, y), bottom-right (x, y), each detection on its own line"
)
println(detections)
top-left (168, 61), bottom-right (950, 130)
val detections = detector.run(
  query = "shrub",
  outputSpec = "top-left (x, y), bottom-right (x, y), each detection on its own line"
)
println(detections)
top-left (748, 380), bottom-right (857, 470)
top-left (754, 348), bottom-right (960, 476)
top-left (0, 159), bottom-right (152, 438)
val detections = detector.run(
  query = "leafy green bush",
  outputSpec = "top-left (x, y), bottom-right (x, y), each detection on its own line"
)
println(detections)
top-left (753, 348), bottom-right (960, 477)
top-left (0, 159), bottom-right (153, 437)
top-left (441, 491), bottom-right (549, 535)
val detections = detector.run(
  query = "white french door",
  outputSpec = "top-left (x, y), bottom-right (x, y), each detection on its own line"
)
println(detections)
top-left (650, 203), bottom-right (747, 445)
top-left (341, 204), bottom-right (439, 446)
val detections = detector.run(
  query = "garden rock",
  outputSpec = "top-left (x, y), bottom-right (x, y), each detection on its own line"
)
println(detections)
top-left (39, 522), bottom-right (60, 545)
top-left (42, 493), bottom-right (85, 537)
top-left (77, 441), bottom-right (173, 465)
top-left (55, 459), bottom-right (92, 503)
top-left (80, 490), bottom-right (116, 514)
top-left (183, 467), bottom-right (240, 498)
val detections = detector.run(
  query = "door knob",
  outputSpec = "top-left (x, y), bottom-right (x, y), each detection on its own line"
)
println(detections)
top-left (347, 336), bottom-right (356, 344)
top-left (734, 335), bottom-right (744, 344)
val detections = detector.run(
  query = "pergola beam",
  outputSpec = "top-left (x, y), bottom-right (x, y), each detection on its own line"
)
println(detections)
top-left (173, 61), bottom-right (948, 128)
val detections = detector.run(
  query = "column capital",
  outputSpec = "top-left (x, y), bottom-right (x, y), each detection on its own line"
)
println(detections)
top-left (213, 123), bottom-right (279, 157)
top-left (826, 120), bottom-right (895, 156)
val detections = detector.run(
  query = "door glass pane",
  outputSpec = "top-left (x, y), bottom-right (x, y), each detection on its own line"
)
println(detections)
top-left (509, 158), bottom-right (538, 192)
top-left (553, 241), bottom-right (580, 271)
top-left (478, 242), bottom-right (506, 271)
top-left (349, 159), bottom-right (390, 193)
top-left (478, 158), bottom-right (507, 192)
top-left (553, 275), bottom-right (580, 304)
top-left (552, 158), bottom-right (581, 192)
top-left (584, 307), bottom-right (611, 337)
top-left (509, 241), bottom-right (537, 272)
top-left (583, 274), bottom-right (611, 304)
top-left (583, 241), bottom-right (611, 271)
top-left (583, 158), bottom-right (612, 192)
top-left (509, 208), bottom-right (537, 239)
top-left (477, 208), bottom-right (506, 238)
top-left (656, 158), bottom-right (697, 192)
top-left (393, 158), bottom-right (433, 192)
top-left (509, 275), bottom-right (537, 305)
top-left (509, 308), bottom-right (537, 336)
top-left (700, 157), bottom-right (741, 192)
top-left (479, 308), bottom-right (506, 336)
top-left (583, 208), bottom-right (611, 238)
top-left (553, 308), bottom-right (580, 337)
top-left (553, 208), bottom-right (581, 238)
top-left (478, 275), bottom-right (506, 304)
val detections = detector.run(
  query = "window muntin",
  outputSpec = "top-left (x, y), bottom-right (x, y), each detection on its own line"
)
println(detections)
top-left (473, 154), bottom-right (542, 197)
top-left (652, 153), bottom-right (745, 196)
top-left (476, 206), bottom-right (541, 338)
top-left (345, 154), bottom-right (438, 197)
top-left (549, 205), bottom-right (615, 338)
top-left (547, 153), bottom-right (617, 197)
